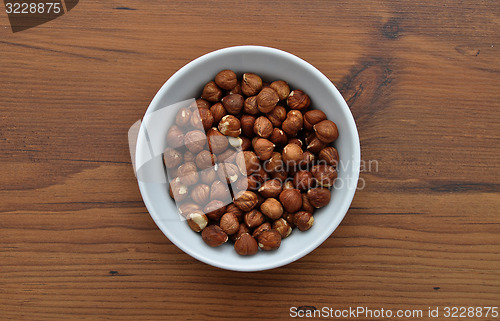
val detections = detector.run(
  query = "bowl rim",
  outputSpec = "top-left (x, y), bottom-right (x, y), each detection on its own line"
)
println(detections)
top-left (137, 45), bottom-right (360, 271)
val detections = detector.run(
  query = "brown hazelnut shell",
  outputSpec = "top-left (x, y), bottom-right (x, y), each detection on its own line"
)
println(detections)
top-left (234, 233), bottom-right (259, 256)
top-left (201, 225), bottom-right (228, 247)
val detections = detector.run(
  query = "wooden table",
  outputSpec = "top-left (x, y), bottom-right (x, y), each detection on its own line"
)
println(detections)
top-left (1, 1), bottom-right (499, 320)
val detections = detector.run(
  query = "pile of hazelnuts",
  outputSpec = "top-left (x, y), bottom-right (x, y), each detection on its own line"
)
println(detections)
top-left (164, 70), bottom-right (339, 256)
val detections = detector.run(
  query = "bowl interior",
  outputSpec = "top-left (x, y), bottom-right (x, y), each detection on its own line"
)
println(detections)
top-left (136, 46), bottom-right (360, 271)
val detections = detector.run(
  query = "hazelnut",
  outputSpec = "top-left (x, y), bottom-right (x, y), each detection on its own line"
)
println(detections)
top-left (270, 80), bottom-right (290, 101)
top-left (307, 136), bottom-right (327, 153)
top-left (304, 131), bottom-right (316, 146)
top-left (241, 73), bottom-right (262, 96)
top-left (311, 164), bottom-right (337, 187)
top-left (203, 199), bottom-right (227, 221)
top-left (313, 120), bottom-right (339, 143)
top-left (236, 151), bottom-right (259, 175)
top-left (235, 175), bottom-right (258, 192)
top-left (163, 147), bottom-right (182, 169)
top-left (257, 229), bottom-right (281, 251)
top-left (232, 176), bottom-right (251, 194)
top-left (252, 222), bottom-right (271, 239)
top-left (218, 163), bottom-right (240, 184)
top-left (178, 202), bottom-right (201, 218)
top-left (222, 93), bottom-right (244, 115)
top-left (319, 146), bottom-right (339, 168)
top-left (241, 136), bottom-right (252, 150)
top-left (226, 203), bottom-right (244, 222)
top-left (266, 105), bottom-right (287, 127)
top-left (183, 150), bottom-right (195, 163)
top-left (201, 81), bottom-right (222, 102)
top-left (302, 193), bottom-right (315, 213)
top-left (247, 173), bottom-right (263, 190)
top-left (250, 135), bottom-right (259, 147)
top-left (194, 107), bottom-right (214, 131)
top-left (234, 233), bottom-right (259, 256)
top-left (282, 212), bottom-right (295, 228)
top-left (184, 130), bottom-right (207, 153)
top-left (238, 176), bottom-right (257, 193)
top-left (189, 108), bottom-right (203, 130)
top-left (257, 87), bottom-right (279, 113)
top-left (307, 187), bottom-right (331, 208)
top-left (282, 110), bottom-right (304, 136)
top-left (301, 151), bottom-right (315, 167)
top-left (227, 81), bottom-right (242, 95)
top-left (186, 211), bottom-right (208, 232)
top-left (282, 143), bottom-right (304, 165)
top-left (264, 152), bottom-right (284, 173)
top-left (195, 98), bottom-right (211, 109)
top-left (218, 115), bottom-right (241, 137)
top-left (175, 107), bottom-right (192, 127)
top-left (200, 168), bottom-right (217, 184)
top-left (207, 128), bottom-right (228, 154)
top-left (258, 178), bottom-right (283, 198)
top-left (293, 211), bottom-right (314, 231)
top-left (191, 184), bottom-right (210, 205)
top-left (230, 223), bottom-right (251, 242)
top-left (228, 136), bottom-right (243, 148)
top-left (166, 125), bottom-right (184, 148)
top-left (271, 170), bottom-right (288, 182)
top-left (226, 204), bottom-right (244, 222)
top-left (240, 114), bottom-right (256, 137)
top-left (215, 69), bottom-right (237, 90)
top-left (288, 138), bottom-right (303, 148)
top-left (269, 128), bottom-right (288, 146)
top-left (217, 148), bottom-right (237, 163)
top-left (210, 180), bottom-right (231, 202)
top-left (294, 170), bottom-right (315, 191)
top-left (273, 218), bottom-right (292, 238)
top-left (253, 167), bottom-right (269, 185)
top-left (260, 198), bottom-right (283, 220)
top-left (201, 225), bottom-right (228, 247)
top-left (287, 89), bottom-right (311, 110)
top-left (177, 162), bottom-right (199, 186)
top-left (195, 150), bottom-right (216, 170)
top-left (304, 110), bottom-right (327, 130)
top-left (169, 177), bottom-right (188, 202)
top-left (279, 189), bottom-right (302, 213)
top-left (253, 116), bottom-right (273, 138)
top-left (234, 191), bottom-right (258, 212)
top-left (210, 102), bottom-right (227, 124)
top-left (244, 209), bottom-right (265, 228)
top-left (220, 212), bottom-right (239, 235)
top-left (243, 96), bottom-right (259, 115)
top-left (253, 138), bottom-right (275, 160)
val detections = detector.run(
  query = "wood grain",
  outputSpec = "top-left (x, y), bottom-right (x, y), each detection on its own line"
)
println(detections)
top-left (1, 0), bottom-right (499, 320)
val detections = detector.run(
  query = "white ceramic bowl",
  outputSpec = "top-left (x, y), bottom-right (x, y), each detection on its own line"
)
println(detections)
top-left (134, 46), bottom-right (360, 271)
